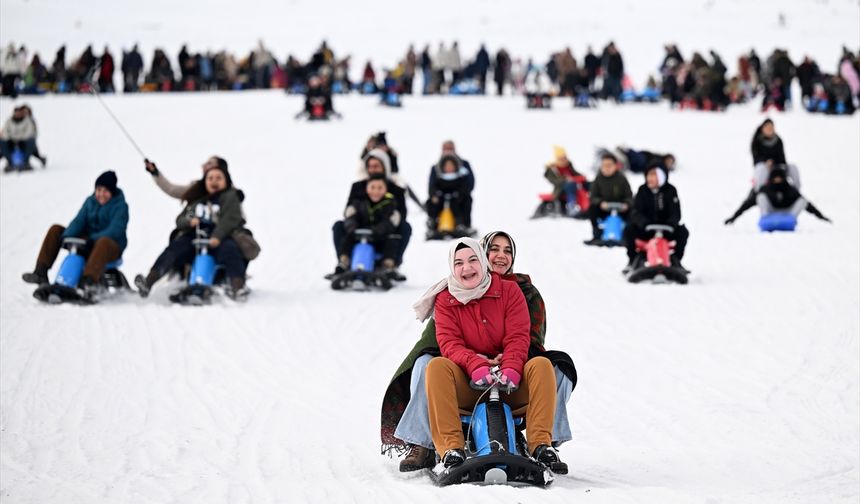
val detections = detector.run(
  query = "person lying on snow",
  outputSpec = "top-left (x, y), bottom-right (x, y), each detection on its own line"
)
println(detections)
top-left (426, 154), bottom-right (474, 234)
top-left (413, 238), bottom-right (563, 471)
top-left (623, 164), bottom-right (690, 273)
top-left (331, 148), bottom-right (409, 279)
top-left (144, 156), bottom-right (261, 262)
top-left (544, 145), bottom-right (588, 215)
top-left (334, 174), bottom-right (403, 278)
top-left (724, 167), bottom-right (831, 225)
top-left (134, 163), bottom-right (251, 300)
top-left (22, 171), bottom-right (128, 299)
top-left (381, 231), bottom-right (575, 474)
top-left (617, 146), bottom-right (676, 173)
top-left (583, 152), bottom-right (633, 245)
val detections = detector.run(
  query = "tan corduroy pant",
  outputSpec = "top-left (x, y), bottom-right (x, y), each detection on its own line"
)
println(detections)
top-left (425, 356), bottom-right (556, 457)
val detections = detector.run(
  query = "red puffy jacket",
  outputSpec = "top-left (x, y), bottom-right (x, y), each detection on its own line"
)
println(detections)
top-left (434, 272), bottom-right (531, 376)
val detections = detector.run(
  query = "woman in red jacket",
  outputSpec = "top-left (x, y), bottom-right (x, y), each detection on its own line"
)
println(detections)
top-left (412, 237), bottom-right (558, 469)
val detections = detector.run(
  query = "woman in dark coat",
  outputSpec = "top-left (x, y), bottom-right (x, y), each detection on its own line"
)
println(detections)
top-left (134, 163), bottom-right (250, 300)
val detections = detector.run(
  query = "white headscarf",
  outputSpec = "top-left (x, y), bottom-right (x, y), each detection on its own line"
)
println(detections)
top-left (412, 237), bottom-right (492, 321)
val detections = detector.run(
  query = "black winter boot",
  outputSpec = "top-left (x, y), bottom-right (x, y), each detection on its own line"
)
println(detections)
top-left (22, 265), bottom-right (49, 285)
top-left (533, 444), bottom-right (568, 474)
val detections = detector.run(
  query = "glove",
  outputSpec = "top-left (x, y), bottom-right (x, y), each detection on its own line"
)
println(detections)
top-left (144, 159), bottom-right (159, 176)
top-left (724, 216), bottom-right (736, 225)
top-left (499, 368), bottom-right (521, 393)
top-left (470, 366), bottom-right (495, 389)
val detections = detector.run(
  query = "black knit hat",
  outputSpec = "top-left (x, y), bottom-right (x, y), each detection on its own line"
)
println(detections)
top-left (95, 170), bottom-right (118, 194)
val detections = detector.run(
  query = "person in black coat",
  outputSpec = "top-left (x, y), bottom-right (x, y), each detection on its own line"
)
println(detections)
top-left (336, 174), bottom-right (402, 275)
top-left (426, 154), bottom-right (472, 232)
top-left (584, 46), bottom-right (600, 92)
top-left (427, 140), bottom-right (475, 227)
top-left (724, 167), bottom-right (830, 224)
top-left (303, 74), bottom-right (334, 117)
top-left (623, 164), bottom-right (689, 270)
top-left (750, 119), bottom-right (786, 166)
top-left (331, 149), bottom-right (411, 277)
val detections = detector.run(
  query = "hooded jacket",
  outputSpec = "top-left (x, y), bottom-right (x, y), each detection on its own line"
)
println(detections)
top-left (631, 167), bottom-right (682, 228)
top-left (347, 149), bottom-right (407, 220)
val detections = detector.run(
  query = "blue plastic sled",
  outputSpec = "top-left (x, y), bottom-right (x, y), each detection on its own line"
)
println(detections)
top-left (759, 213), bottom-right (797, 232)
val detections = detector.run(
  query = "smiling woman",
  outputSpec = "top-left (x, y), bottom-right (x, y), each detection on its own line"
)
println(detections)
top-left (406, 238), bottom-right (563, 475)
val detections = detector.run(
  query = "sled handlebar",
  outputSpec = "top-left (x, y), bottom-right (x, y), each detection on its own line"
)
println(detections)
top-left (354, 229), bottom-right (373, 237)
top-left (604, 202), bottom-right (627, 210)
top-left (645, 224), bottom-right (674, 234)
top-left (62, 237), bottom-right (87, 248)
top-left (192, 238), bottom-right (213, 248)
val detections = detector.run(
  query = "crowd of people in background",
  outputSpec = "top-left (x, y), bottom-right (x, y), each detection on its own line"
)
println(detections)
top-left (1, 40), bottom-right (858, 114)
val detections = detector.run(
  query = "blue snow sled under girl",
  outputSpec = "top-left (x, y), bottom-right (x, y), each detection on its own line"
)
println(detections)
top-left (168, 231), bottom-right (225, 305)
top-left (758, 213), bottom-right (797, 232)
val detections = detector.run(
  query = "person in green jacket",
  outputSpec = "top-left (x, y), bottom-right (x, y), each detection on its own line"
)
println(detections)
top-left (22, 171), bottom-right (129, 298)
top-left (380, 231), bottom-right (576, 474)
top-left (584, 151), bottom-right (633, 244)
top-left (134, 162), bottom-right (250, 300)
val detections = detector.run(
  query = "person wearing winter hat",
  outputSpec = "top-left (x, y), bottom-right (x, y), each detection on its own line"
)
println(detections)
top-left (143, 155), bottom-right (228, 199)
top-left (143, 155), bottom-right (261, 264)
top-left (22, 170), bottom-right (129, 299)
top-left (427, 140), bottom-right (475, 228)
top-left (134, 162), bottom-right (252, 301)
top-left (724, 166), bottom-right (831, 225)
top-left (380, 231), bottom-right (575, 474)
top-left (426, 154), bottom-right (474, 235)
top-left (407, 238), bottom-right (559, 472)
top-left (543, 145), bottom-right (588, 216)
top-left (623, 163), bottom-right (690, 273)
top-left (330, 148), bottom-right (411, 280)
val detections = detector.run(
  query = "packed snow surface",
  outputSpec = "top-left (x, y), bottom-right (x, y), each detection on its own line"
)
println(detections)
top-left (1, 1), bottom-right (859, 503)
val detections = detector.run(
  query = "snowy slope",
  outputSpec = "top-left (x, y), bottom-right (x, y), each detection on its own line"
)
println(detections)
top-left (1, 92), bottom-right (858, 504)
top-left (2, 1), bottom-right (860, 503)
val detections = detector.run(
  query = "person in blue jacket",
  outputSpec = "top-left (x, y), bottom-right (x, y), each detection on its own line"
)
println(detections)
top-left (22, 171), bottom-right (129, 295)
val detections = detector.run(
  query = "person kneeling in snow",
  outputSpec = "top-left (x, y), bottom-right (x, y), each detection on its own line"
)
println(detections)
top-left (134, 163), bottom-right (251, 300)
top-left (334, 174), bottom-right (402, 277)
top-left (22, 171), bottom-right (128, 298)
top-left (623, 164), bottom-right (689, 272)
top-left (724, 167), bottom-right (830, 225)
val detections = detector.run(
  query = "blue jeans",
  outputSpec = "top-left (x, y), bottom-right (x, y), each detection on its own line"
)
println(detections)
top-left (0, 138), bottom-right (35, 165)
top-left (394, 354), bottom-right (574, 449)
